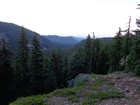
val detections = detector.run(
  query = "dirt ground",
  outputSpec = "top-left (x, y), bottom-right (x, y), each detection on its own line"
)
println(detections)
top-left (46, 72), bottom-right (140, 105)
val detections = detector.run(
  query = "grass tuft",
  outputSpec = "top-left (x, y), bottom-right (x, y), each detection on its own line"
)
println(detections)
top-left (68, 95), bottom-right (80, 103)
top-left (52, 88), bottom-right (76, 96)
top-left (9, 95), bottom-right (49, 105)
top-left (82, 91), bottom-right (124, 105)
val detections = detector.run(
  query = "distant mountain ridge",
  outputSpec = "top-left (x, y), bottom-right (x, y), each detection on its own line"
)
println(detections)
top-left (0, 21), bottom-right (83, 52)
top-left (43, 35), bottom-right (84, 47)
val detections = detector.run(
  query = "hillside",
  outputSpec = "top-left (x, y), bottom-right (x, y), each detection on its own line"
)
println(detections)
top-left (72, 37), bottom-right (113, 51)
top-left (10, 72), bottom-right (140, 105)
top-left (43, 35), bottom-right (84, 47)
top-left (0, 22), bottom-right (74, 52)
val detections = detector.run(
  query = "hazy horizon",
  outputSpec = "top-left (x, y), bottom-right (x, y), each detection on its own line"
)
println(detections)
top-left (0, 0), bottom-right (140, 37)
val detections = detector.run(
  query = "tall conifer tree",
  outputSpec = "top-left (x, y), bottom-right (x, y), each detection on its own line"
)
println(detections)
top-left (15, 26), bottom-right (30, 96)
top-left (109, 28), bottom-right (123, 72)
top-left (0, 37), bottom-right (14, 105)
top-left (84, 34), bottom-right (92, 73)
top-left (30, 33), bottom-right (45, 94)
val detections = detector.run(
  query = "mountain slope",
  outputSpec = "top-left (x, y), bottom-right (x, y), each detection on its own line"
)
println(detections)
top-left (0, 22), bottom-right (71, 52)
top-left (10, 72), bottom-right (140, 105)
top-left (43, 35), bottom-right (84, 47)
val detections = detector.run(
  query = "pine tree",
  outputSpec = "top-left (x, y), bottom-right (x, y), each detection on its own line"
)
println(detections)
top-left (56, 50), bottom-right (66, 88)
top-left (84, 34), bottom-right (92, 73)
top-left (30, 34), bottom-right (45, 94)
top-left (123, 17), bottom-right (133, 66)
top-left (91, 38), bottom-right (96, 73)
top-left (97, 46), bottom-right (109, 74)
top-left (109, 28), bottom-right (123, 72)
top-left (132, 33), bottom-right (140, 74)
top-left (47, 49), bottom-right (64, 90)
top-left (68, 47), bottom-right (86, 79)
top-left (15, 26), bottom-right (30, 96)
top-left (0, 37), bottom-right (14, 105)
top-left (62, 54), bottom-right (68, 87)
top-left (94, 38), bottom-right (100, 73)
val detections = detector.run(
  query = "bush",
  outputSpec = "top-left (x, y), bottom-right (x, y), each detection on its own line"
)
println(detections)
top-left (52, 88), bottom-right (76, 96)
top-left (68, 95), bottom-right (80, 103)
top-left (82, 91), bottom-right (124, 105)
top-left (9, 95), bottom-right (49, 105)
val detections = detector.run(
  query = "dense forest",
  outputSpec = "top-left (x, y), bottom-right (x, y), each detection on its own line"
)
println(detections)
top-left (1, 5), bottom-right (140, 105)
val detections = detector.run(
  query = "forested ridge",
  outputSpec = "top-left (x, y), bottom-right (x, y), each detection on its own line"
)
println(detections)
top-left (1, 5), bottom-right (140, 105)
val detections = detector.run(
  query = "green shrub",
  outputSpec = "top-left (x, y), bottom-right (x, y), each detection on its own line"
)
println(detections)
top-left (82, 99), bottom-right (97, 105)
top-left (76, 81), bottom-right (86, 87)
top-left (92, 78), bottom-right (104, 87)
top-left (52, 88), bottom-right (76, 96)
top-left (68, 95), bottom-right (80, 103)
top-left (10, 95), bottom-right (49, 105)
top-left (82, 91), bottom-right (124, 105)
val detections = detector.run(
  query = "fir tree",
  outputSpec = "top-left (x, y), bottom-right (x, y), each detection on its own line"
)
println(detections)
top-left (109, 28), bottom-right (123, 72)
top-left (0, 37), bottom-right (14, 105)
top-left (123, 17), bottom-right (133, 66)
top-left (47, 49), bottom-right (64, 90)
top-left (94, 38), bottom-right (100, 73)
top-left (30, 34), bottom-right (45, 94)
top-left (91, 38), bottom-right (96, 73)
top-left (68, 47), bottom-right (86, 79)
top-left (84, 34), bottom-right (92, 73)
top-left (15, 26), bottom-right (30, 96)
top-left (97, 46), bottom-right (109, 74)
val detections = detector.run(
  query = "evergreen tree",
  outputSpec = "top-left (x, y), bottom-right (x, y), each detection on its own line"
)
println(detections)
top-left (131, 33), bottom-right (140, 74)
top-left (91, 38), bottom-right (96, 73)
top-left (57, 50), bottom-right (68, 88)
top-left (97, 46), bottom-right (109, 74)
top-left (30, 34), bottom-right (45, 94)
top-left (0, 37), bottom-right (14, 105)
top-left (84, 34), bottom-right (92, 73)
top-left (68, 47), bottom-right (86, 79)
top-left (15, 27), bottom-right (30, 96)
top-left (94, 38), bottom-right (101, 73)
top-left (47, 49), bottom-right (64, 90)
top-left (125, 6), bottom-right (140, 74)
top-left (109, 28), bottom-right (123, 72)
top-left (123, 17), bottom-right (133, 66)
top-left (62, 54), bottom-right (68, 86)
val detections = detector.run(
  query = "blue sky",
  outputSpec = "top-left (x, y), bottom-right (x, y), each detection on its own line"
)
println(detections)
top-left (0, 0), bottom-right (139, 37)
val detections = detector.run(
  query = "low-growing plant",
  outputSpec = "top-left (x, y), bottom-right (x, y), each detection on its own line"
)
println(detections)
top-left (52, 88), bottom-right (76, 96)
top-left (68, 95), bottom-right (80, 103)
top-left (92, 74), bottom-right (97, 78)
top-left (82, 91), bottom-right (124, 105)
top-left (82, 99), bottom-right (97, 105)
top-left (10, 95), bottom-right (49, 105)
top-left (107, 82), bottom-right (115, 86)
top-left (92, 78), bottom-right (104, 87)
top-left (76, 80), bottom-right (86, 87)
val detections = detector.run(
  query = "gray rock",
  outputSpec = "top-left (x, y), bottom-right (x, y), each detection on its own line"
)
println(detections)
top-left (68, 73), bottom-right (91, 88)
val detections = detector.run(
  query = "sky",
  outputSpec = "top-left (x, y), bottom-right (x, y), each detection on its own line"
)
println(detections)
top-left (0, 0), bottom-right (140, 38)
